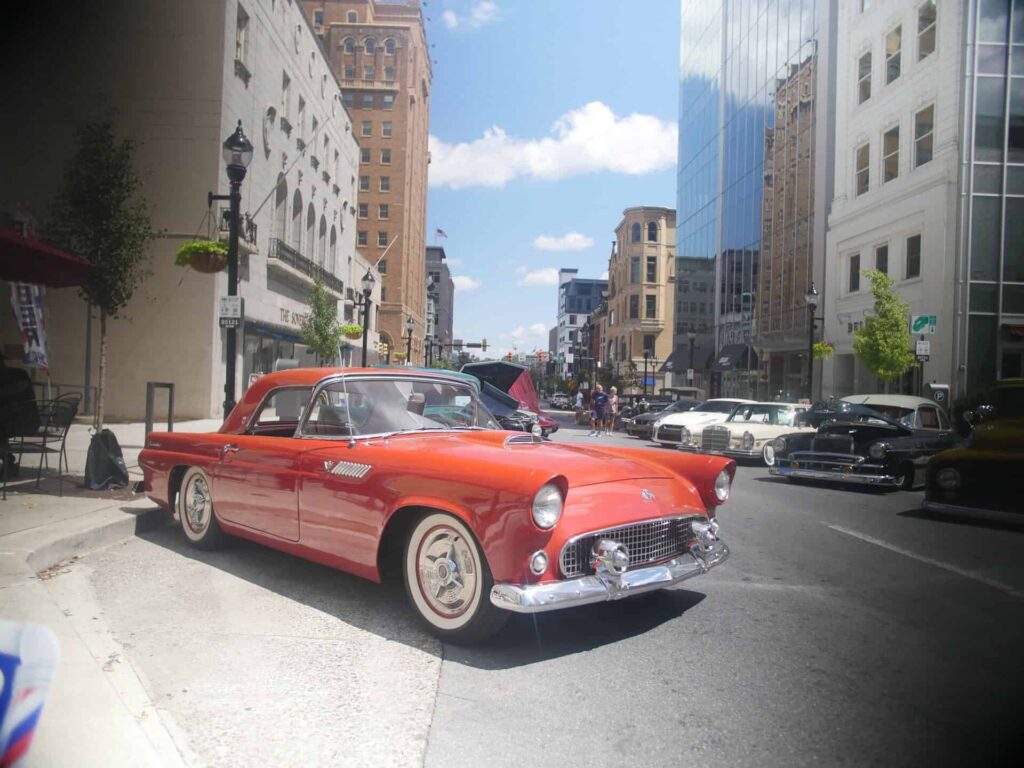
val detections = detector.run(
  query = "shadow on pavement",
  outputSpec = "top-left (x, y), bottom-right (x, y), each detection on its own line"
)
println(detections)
top-left (139, 521), bottom-right (701, 668)
top-left (898, 507), bottom-right (1024, 533)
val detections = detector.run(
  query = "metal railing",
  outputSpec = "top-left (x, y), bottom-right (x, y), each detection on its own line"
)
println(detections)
top-left (268, 239), bottom-right (345, 295)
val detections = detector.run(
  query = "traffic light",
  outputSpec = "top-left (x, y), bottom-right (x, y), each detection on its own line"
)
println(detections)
top-left (481, 338), bottom-right (488, 352)
top-left (506, 351), bottom-right (513, 361)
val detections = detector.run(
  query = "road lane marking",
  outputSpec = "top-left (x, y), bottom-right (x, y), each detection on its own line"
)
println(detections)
top-left (824, 524), bottom-right (1024, 601)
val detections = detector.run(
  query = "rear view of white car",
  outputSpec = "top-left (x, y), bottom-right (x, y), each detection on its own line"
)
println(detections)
top-left (652, 398), bottom-right (756, 447)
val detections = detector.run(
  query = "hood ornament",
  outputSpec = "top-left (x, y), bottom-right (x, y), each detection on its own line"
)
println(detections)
top-left (641, 488), bottom-right (655, 501)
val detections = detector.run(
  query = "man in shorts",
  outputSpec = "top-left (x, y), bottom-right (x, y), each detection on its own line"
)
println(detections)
top-left (589, 383), bottom-right (608, 436)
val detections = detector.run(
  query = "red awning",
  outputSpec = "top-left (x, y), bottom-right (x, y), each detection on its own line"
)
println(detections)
top-left (0, 227), bottom-right (94, 288)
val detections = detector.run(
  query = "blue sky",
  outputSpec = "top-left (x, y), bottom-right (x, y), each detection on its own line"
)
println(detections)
top-left (424, 0), bottom-right (680, 356)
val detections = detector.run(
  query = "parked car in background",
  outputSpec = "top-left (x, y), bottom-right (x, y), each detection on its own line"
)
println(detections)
top-left (548, 393), bottom-right (571, 410)
top-left (624, 398), bottom-right (700, 439)
top-left (140, 368), bottom-right (735, 644)
top-left (766, 395), bottom-right (957, 490)
top-left (651, 399), bottom-right (757, 447)
top-left (923, 379), bottom-right (1024, 519)
top-left (676, 402), bottom-right (812, 463)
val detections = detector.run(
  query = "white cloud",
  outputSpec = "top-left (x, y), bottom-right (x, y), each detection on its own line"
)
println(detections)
top-left (446, 257), bottom-right (463, 267)
top-left (533, 232), bottom-right (594, 252)
top-left (441, 2), bottom-right (500, 31)
top-left (515, 266), bottom-right (560, 287)
top-left (507, 323), bottom-right (550, 344)
top-left (452, 275), bottom-right (481, 292)
top-left (600, 270), bottom-right (609, 280)
top-left (429, 101), bottom-right (678, 189)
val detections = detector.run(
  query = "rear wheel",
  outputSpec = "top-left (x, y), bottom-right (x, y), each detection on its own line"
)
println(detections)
top-left (177, 467), bottom-right (227, 550)
top-left (403, 512), bottom-right (507, 644)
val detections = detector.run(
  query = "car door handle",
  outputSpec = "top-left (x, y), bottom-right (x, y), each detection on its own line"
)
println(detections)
top-left (222, 443), bottom-right (239, 455)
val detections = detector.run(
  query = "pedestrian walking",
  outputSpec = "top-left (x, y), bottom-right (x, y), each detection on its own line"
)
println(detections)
top-left (605, 386), bottom-right (619, 435)
top-left (589, 383), bottom-right (608, 436)
top-left (575, 390), bottom-right (583, 412)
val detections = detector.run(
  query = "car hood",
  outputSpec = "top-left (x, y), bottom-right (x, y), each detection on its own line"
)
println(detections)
top-left (657, 411), bottom-right (731, 427)
top-left (723, 422), bottom-right (815, 439)
top-left (967, 419), bottom-right (1024, 452)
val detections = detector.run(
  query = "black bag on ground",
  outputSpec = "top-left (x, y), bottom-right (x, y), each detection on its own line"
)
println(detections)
top-left (84, 429), bottom-right (129, 490)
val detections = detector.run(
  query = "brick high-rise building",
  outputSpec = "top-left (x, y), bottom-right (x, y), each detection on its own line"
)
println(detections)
top-left (307, 0), bottom-right (431, 364)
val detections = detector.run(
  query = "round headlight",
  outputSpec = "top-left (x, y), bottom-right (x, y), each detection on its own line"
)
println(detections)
top-left (773, 436), bottom-right (786, 452)
top-left (741, 431), bottom-right (755, 451)
top-left (531, 422), bottom-right (543, 437)
top-left (532, 483), bottom-right (563, 529)
top-left (652, 418), bottom-right (664, 430)
top-left (868, 441), bottom-right (890, 460)
top-left (936, 467), bottom-right (961, 490)
top-left (714, 469), bottom-right (731, 502)
top-left (529, 550), bottom-right (549, 575)
top-left (681, 427), bottom-right (691, 443)
top-left (763, 443), bottom-right (776, 466)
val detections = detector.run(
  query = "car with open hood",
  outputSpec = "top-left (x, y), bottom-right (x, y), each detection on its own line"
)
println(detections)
top-left (651, 398), bottom-right (757, 447)
top-left (139, 369), bottom-right (734, 644)
top-left (765, 394), bottom-right (957, 490)
top-left (674, 402), bottom-right (813, 462)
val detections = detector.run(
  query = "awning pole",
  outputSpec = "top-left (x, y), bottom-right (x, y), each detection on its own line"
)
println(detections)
top-left (84, 303), bottom-right (92, 414)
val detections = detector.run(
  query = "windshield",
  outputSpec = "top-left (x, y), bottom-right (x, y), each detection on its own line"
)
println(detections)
top-left (661, 399), bottom-right (697, 414)
top-left (694, 400), bottom-right (741, 414)
top-left (303, 377), bottom-right (499, 436)
top-left (727, 404), bottom-right (801, 426)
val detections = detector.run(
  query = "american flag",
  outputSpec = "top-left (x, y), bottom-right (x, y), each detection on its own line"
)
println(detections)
top-left (435, 228), bottom-right (448, 239)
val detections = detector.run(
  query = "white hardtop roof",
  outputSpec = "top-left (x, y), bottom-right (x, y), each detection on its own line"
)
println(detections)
top-left (748, 401), bottom-right (807, 408)
top-left (840, 394), bottom-right (941, 409)
top-left (707, 398), bottom-right (757, 403)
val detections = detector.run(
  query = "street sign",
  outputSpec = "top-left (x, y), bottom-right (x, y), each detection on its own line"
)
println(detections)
top-left (643, 376), bottom-right (655, 386)
top-left (565, 353), bottom-right (574, 364)
top-left (910, 314), bottom-right (937, 334)
top-left (916, 340), bottom-right (930, 357)
top-left (686, 368), bottom-right (694, 382)
top-left (219, 296), bottom-right (243, 329)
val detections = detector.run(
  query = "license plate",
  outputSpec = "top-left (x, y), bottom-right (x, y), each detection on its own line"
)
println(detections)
top-left (790, 461), bottom-right (799, 469)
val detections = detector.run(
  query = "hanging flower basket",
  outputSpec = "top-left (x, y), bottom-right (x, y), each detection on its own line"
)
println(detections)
top-left (812, 341), bottom-right (835, 360)
top-left (341, 323), bottom-right (364, 340)
top-left (174, 240), bottom-right (228, 273)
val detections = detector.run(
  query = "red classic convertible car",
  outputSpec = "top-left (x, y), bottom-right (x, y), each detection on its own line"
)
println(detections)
top-left (139, 369), bottom-right (733, 643)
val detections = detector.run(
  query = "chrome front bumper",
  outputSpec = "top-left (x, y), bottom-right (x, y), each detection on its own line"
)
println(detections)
top-left (489, 538), bottom-right (730, 614)
top-left (769, 464), bottom-right (897, 486)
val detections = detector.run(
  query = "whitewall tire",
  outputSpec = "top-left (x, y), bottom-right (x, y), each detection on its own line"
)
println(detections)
top-left (177, 467), bottom-right (227, 550)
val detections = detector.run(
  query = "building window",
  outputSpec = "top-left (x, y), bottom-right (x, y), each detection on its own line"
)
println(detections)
top-left (855, 143), bottom-right (870, 196)
top-left (360, 148), bottom-right (370, 163)
top-left (313, 8), bottom-right (323, 26)
top-left (379, 259), bottom-right (387, 274)
top-left (875, 243), bottom-right (889, 275)
top-left (883, 125), bottom-right (900, 183)
top-left (631, 222), bottom-right (641, 242)
top-left (918, 1), bottom-right (936, 60)
top-left (858, 52), bottom-right (872, 104)
top-left (344, 65), bottom-right (355, 79)
top-left (364, 38), bottom-right (377, 54)
top-left (380, 149), bottom-right (391, 164)
top-left (630, 256), bottom-right (640, 283)
top-left (906, 234), bottom-right (922, 278)
top-left (343, 37), bottom-right (355, 54)
top-left (914, 105), bottom-right (934, 167)
top-left (342, 93), bottom-right (353, 108)
top-left (849, 253), bottom-right (861, 292)
top-left (378, 203), bottom-right (389, 219)
top-left (361, 120), bottom-right (372, 136)
top-left (357, 230), bottom-right (368, 246)
top-left (381, 287), bottom-right (387, 303)
top-left (646, 256), bottom-right (657, 282)
top-left (378, 231), bottom-right (389, 247)
top-left (358, 203), bottom-right (368, 218)
top-left (646, 222), bottom-right (658, 242)
top-left (645, 295), bottom-right (656, 318)
top-left (235, 5), bottom-right (249, 63)
top-left (362, 94), bottom-right (374, 109)
top-left (569, 314), bottom-right (577, 325)
top-left (885, 26), bottom-right (902, 84)
top-left (382, 121), bottom-right (393, 138)
top-left (383, 94), bottom-right (395, 109)
top-left (643, 335), bottom-right (655, 354)
top-left (384, 66), bottom-right (395, 81)
top-left (384, 38), bottom-right (397, 55)
top-left (363, 66), bottom-right (375, 81)
top-left (347, 11), bottom-right (357, 22)
top-left (281, 71), bottom-right (291, 119)
top-left (359, 175), bottom-right (369, 191)
top-left (380, 176), bottom-right (390, 192)
top-left (629, 295), bottom-right (639, 319)
top-left (298, 97), bottom-right (306, 138)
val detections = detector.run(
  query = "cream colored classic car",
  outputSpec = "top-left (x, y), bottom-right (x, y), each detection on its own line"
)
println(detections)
top-left (676, 402), bottom-right (813, 462)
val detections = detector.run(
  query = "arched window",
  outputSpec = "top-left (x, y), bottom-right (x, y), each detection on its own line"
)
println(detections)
top-left (384, 38), bottom-right (397, 55)
top-left (342, 37), bottom-right (355, 54)
top-left (631, 223), bottom-right (641, 243)
top-left (647, 222), bottom-right (658, 242)
top-left (273, 175), bottom-right (288, 242)
top-left (306, 203), bottom-right (316, 258)
top-left (364, 37), bottom-right (376, 54)
top-left (291, 190), bottom-right (303, 249)
top-left (318, 215), bottom-right (327, 266)
top-left (329, 225), bottom-right (338, 274)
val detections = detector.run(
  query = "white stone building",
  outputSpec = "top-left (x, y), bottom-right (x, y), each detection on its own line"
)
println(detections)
top-left (0, 0), bottom-right (376, 419)
top-left (822, 0), bottom-right (959, 397)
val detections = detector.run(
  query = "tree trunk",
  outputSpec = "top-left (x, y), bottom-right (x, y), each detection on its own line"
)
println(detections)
top-left (96, 309), bottom-right (108, 429)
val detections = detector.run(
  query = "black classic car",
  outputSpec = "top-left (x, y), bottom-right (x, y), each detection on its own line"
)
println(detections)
top-left (623, 398), bottom-right (700, 438)
top-left (765, 395), bottom-right (958, 490)
top-left (922, 379), bottom-right (1024, 519)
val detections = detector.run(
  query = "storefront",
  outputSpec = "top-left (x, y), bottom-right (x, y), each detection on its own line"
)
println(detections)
top-left (242, 321), bottom-right (314, 391)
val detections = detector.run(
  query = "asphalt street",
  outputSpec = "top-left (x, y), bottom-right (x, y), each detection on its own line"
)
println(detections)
top-left (42, 416), bottom-right (1024, 767)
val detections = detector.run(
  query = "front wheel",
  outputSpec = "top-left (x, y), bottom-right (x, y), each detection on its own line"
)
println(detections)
top-left (403, 512), bottom-right (508, 644)
top-left (177, 467), bottom-right (227, 550)
top-left (892, 462), bottom-right (916, 491)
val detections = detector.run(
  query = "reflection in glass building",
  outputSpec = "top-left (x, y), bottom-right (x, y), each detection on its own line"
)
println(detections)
top-left (678, 0), bottom-right (835, 399)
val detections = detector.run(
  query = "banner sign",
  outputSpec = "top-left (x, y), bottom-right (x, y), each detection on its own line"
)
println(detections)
top-left (9, 283), bottom-right (48, 370)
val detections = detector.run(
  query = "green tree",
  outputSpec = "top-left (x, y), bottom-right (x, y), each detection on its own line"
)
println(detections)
top-left (300, 276), bottom-right (344, 365)
top-left (853, 270), bottom-right (916, 385)
top-left (50, 120), bottom-right (156, 428)
top-left (620, 361), bottom-right (640, 393)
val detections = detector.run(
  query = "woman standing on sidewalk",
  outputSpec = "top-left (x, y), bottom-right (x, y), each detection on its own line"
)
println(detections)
top-left (605, 386), bottom-right (619, 435)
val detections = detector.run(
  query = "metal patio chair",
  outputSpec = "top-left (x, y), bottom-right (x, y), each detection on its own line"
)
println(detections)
top-left (16, 393), bottom-right (81, 497)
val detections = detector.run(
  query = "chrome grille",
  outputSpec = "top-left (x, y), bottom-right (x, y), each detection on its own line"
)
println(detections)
top-left (812, 435), bottom-right (854, 454)
top-left (701, 425), bottom-right (731, 452)
top-left (560, 516), bottom-right (701, 578)
top-left (657, 425), bottom-right (683, 442)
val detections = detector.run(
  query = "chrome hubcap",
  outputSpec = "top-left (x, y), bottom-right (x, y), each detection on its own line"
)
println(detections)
top-left (418, 528), bottom-right (477, 617)
top-left (185, 476), bottom-right (211, 533)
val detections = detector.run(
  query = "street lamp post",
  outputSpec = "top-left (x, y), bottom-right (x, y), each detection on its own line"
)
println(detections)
top-left (805, 283), bottom-right (819, 401)
top-left (687, 331), bottom-right (696, 383)
top-left (405, 315), bottom-right (414, 365)
top-left (358, 269), bottom-right (375, 367)
top-left (642, 351), bottom-right (651, 397)
top-left (217, 121), bottom-right (253, 420)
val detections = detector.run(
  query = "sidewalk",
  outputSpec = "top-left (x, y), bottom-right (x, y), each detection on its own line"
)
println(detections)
top-left (1, 418), bottom-right (219, 766)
